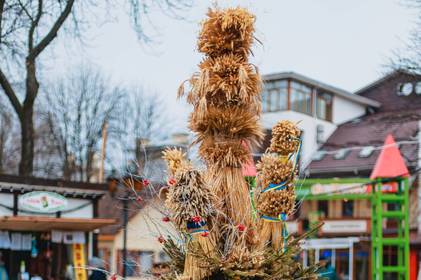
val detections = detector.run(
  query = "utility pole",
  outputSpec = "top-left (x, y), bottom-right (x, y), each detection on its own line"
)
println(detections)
top-left (99, 122), bottom-right (108, 182)
top-left (122, 191), bottom-right (129, 278)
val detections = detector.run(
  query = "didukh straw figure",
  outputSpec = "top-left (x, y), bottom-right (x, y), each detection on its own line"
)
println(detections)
top-left (180, 7), bottom-right (264, 248)
top-left (255, 120), bottom-right (301, 252)
top-left (163, 148), bottom-right (216, 280)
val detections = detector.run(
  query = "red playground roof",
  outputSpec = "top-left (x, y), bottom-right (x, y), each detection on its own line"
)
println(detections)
top-left (241, 141), bottom-right (257, 177)
top-left (242, 159), bottom-right (257, 177)
top-left (370, 134), bottom-right (409, 179)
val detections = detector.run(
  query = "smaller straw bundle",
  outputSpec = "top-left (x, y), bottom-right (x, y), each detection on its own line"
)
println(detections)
top-left (269, 120), bottom-right (301, 155)
top-left (163, 149), bottom-right (216, 279)
top-left (255, 120), bottom-right (301, 252)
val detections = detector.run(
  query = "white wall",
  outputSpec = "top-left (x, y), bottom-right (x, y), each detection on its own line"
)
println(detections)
top-left (332, 96), bottom-right (366, 125)
top-left (109, 202), bottom-right (176, 279)
top-left (261, 111), bottom-right (337, 168)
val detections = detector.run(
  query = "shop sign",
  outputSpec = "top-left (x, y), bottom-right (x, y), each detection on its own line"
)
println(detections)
top-left (19, 191), bottom-right (67, 213)
top-left (311, 182), bottom-right (398, 196)
top-left (311, 183), bottom-right (368, 195)
top-left (321, 220), bottom-right (368, 234)
top-left (73, 243), bottom-right (87, 280)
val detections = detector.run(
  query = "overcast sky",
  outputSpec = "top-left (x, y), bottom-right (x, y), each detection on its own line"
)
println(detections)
top-left (47, 0), bottom-right (416, 133)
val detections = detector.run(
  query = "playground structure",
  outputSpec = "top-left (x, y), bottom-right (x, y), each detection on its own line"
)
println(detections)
top-left (297, 134), bottom-right (411, 279)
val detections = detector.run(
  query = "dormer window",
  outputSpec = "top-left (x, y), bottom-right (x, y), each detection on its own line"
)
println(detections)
top-left (397, 82), bottom-right (414, 96)
top-left (359, 146), bottom-right (375, 158)
top-left (416, 82), bottom-right (421, 95)
top-left (312, 150), bottom-right (326, 161)
top-left (333, 148), bottom-right (350, 160)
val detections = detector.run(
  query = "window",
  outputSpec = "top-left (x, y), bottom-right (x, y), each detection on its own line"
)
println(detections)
top-left (316, 92), bottom-right (332, 121)
top-left (317, 200), bottom-right (329, 218)
top-left (140, 251), bottom-right (154, 274)
top-left (262, 80), bottom-right (288, 112)
top-left (359, 146), bottom-right (374, 158)
top-left (290, 81), bottom-right (312, 115)
top-left (342, 200), bottom-right (354, 217)
top-left (98, 248), bottom-right (111, 271)
top-left (117, 250), bottom-right (154, 276)
top-left (333, 149), bottom-right (350, 160)
top-left (416, 82), bottom-right (421, 95)
top-left (316, 125), bottom-right (324, 144)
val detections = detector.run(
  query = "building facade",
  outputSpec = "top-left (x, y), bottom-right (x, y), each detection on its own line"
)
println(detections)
top-left (0, 174), bottom-right (114, 280)
top-left (258, 70), bottom-right (421, 279)
top-left (259, 72), bottom-right (380, 167)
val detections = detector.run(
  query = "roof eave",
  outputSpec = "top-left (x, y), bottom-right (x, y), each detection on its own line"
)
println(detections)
top-left (262, 72), bottom-right (381, 108)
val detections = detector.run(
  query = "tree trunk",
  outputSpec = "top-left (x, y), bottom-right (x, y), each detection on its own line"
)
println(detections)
top-left (19, 59), bottom-right (38, 176)
top-left (19, 105), bottom-right (35, 176)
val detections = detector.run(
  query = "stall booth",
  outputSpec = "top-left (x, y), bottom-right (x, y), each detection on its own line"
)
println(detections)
top-left (0, 175), bottom-right (115, 280)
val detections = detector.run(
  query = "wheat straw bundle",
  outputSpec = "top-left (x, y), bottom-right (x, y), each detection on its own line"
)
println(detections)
top-left (198, 8), bottom-right (256, 59)
top-left (182, 55), bottom-right (262, 114)
top-left (162, 148), bottom-right (191, 176)
top-left (255, 121), bottom-right (301, 252)
top-left (178, 7), bottom-right (263, 253)
top-left (164, 168), bottom-right (216, 279)
top-left (269, 120), bottom-right (301, 155)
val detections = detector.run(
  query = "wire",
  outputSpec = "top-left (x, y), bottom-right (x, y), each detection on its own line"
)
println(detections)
top-left (315, 139), bottom-right (419, 155)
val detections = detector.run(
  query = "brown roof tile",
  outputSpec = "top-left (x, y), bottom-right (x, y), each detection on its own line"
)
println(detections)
top-left (307, 109), bottom-right (420, 176)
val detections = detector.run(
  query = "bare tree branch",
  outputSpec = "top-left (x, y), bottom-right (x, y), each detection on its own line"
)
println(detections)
top-left (28, 0), bottom-right (74, 60)
top-left (0, 67), bottom-right (22, 115)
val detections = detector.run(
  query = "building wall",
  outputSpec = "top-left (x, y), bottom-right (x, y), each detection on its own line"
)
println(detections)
top-left (99, 202), bottom-right (176, 279)
top-left (261, 110), bottom-right (337, 167)
top-left (332, 95), bottom-right (366, 124)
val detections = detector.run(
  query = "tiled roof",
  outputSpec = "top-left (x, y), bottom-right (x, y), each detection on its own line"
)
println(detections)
top-left (307, 109), bottom-right (420, 176)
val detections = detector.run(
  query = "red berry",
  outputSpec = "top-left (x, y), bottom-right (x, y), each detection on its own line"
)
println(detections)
top-left (162, 216), bottom-right (170, 222)
top-left (167, 178), bottom-right (177, 186)
top-left (237, 224), bottom-right (246, 232)
top-left (142, 179), bottom-right (150, 186)
top-left (201, 231), bottom-right (209, 237)
top-left (157, 235), bottom-right (165, 244)
top-left (191, 216), bottom-right (201, 223)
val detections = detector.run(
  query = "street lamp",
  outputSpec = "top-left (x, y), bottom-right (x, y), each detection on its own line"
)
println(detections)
top-left (108, 172), bottom-right (146, 278)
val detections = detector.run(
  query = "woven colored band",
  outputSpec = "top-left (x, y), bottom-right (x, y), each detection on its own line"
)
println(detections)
top-left (186, 220), bottom-right (207, 229)
top-left (261, 212), bottom-right (287, 222)
top-left (261, 182), bottom-right (287, 193)
top-left (189, 228), bottom-right (209, 235)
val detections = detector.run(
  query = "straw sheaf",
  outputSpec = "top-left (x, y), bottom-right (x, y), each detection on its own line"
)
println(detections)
top-left (190, 106), bottom-right (264, 145)
top-left (256, 186), bottom-right (296, 217)
top-left (198, 8), bottom-right (256, 58)
top-left (256, 154), bottom-right (295, 188)
top-left (221, 247), bottom-right (265, 276)
top-left (182, 55), bottom-right (262, 113)
top-left (269, 120), bottom-right (301, 155)
top-left (165, 169), bottom-right (215, 230)
top-left (199, 140), bottom-right (249, 168)
top-left (162, 148), bottom-right (191, 176)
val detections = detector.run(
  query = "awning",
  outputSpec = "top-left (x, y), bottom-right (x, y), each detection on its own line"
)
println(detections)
top-left (0, 216), bottom-right (115, 231)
